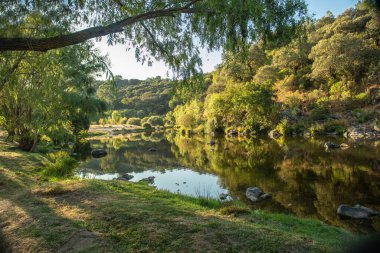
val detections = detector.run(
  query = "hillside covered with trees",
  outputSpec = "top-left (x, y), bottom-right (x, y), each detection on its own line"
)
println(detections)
top-left (168, 2), bottom-right (380, 138)
top-left (96, 76), bottom-right (173, 121)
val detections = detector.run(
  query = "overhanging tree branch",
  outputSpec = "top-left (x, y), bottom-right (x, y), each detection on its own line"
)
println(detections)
top-left (0, 0), bottom-right (202, 52)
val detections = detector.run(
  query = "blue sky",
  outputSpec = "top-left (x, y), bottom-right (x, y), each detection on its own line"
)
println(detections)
top-left (95, 0), bottom-right (358, 80)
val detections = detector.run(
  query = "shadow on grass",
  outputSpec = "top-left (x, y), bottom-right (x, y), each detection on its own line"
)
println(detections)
top-left (43, 179), bottom-right (353, 253)
top-left (0, 164), bottom-right (103, 252)
top-left (0, 142), bottom-right (353, 252)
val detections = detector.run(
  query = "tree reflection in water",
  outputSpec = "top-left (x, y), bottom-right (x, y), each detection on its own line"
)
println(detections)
top-left (79, 132), bottom-right (380, 233)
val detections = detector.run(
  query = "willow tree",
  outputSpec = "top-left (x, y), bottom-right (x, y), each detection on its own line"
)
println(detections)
top-left (0, 0), bottom-right (308, 77)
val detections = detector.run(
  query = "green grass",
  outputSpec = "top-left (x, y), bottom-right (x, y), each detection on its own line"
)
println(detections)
top-left (0, 141), bottom-right (355, 252)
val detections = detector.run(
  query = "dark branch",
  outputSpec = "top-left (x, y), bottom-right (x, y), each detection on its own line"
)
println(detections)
top-left (0, 0), bottom-right (203, 52)
top-left (0, 53), bottom-right (25, 91)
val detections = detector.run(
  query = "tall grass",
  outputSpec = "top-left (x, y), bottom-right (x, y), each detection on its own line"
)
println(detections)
top-left (41, 151), bottom-right (78, 178)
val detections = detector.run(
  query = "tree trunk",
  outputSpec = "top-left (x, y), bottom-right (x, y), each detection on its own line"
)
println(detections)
top-left (29, 135), bottom-right (40, 153)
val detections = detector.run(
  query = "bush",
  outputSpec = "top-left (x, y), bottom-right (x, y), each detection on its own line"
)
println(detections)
top-left (111, 110), bottom-right (121, 124)
top-left (142, 122), bottom-right (153, 130)
top-left (147, 115), bottom-right (164, 126)
top-left (120, 117), bottom-right (128, 124)
top-left (127, 117), bottom-right (141, 126)
top-left (275, 119), bottom-right (290, 136)
top-left (352, 109), bottom-right (374, 123)
top-left (310, 104), bottom-right (328, 121)
top-left (99, 118), bottom-right (107, 125)
top-left (141, 117), bottom-right (150, 124)
top-left (323, 120), bottom-right (346, 135)
top-left (309, 123), bottom-right (324, 136)
top-left (42, 152), bottom-right (78, 178)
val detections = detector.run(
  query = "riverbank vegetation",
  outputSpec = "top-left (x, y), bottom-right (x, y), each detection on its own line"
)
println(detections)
top-left (0, 141), bottom-right (353, 252)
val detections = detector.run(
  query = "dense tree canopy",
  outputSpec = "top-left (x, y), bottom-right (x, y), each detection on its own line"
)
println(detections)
top-left (0, 0), bottom-right (307, 77)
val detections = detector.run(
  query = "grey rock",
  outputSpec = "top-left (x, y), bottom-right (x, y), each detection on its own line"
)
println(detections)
top-left (91, 149), bottom-right (107, 158)
top-left (337, 204), bottom-right (379, 219)
top-left (246, 187), bottom-right (263, 201)
top-left (117, 174), bottom-right (134, 181)
top-left (324, 142), bottom-right (340, 149)
top-left (346, 125), bottom-right (380, 140)
top-left (261, 193), bottom-right (272, 200)
top-left (219, 193), bottom-right (229, 200)
top-left (148, 148), bottom-right (157, 152)
top-left (246, 187), bottom-right (271, 202)
top-left (139, 176), bottom-right (155, 184)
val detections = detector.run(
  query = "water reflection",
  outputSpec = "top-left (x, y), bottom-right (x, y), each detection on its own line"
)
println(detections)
top-left (78, 131), bottom-right (380, 233)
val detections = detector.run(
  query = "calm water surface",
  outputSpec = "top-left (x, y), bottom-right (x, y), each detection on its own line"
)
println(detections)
top-left (77, 131), bottom-right (380, 233)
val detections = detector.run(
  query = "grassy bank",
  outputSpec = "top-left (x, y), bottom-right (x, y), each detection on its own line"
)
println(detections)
top-left (0, 141), bottom-right (353, 253)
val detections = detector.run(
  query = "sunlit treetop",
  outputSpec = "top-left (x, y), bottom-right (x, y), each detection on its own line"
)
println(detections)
top-left (0, 0), bottom-right (308, 77)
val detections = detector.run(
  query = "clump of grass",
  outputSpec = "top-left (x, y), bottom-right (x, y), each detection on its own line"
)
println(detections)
top-left (41, 151), bottom-right (78, 178)
top-left (219, 202), bottom-right (251, 216)
top-left (193, 186), bottom-right (221, 208)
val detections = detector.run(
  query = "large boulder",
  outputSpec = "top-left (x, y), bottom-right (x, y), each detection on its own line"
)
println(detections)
top-left (139, 176), bottom-right (155, 184)
top-left (246, 187), bottom-right (271, 202)
top-left (91, 149), bottom-right (107, 158)
top-left (117, 174), bottom-right (134, 181)
top-left (337, 204), bottom-right (379, 219)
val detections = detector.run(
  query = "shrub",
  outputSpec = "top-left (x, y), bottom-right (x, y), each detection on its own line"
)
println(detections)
top-left (147, 116), bottom-right (164, 126)
top-left (111, 110), bottom-right (121, 124)
top-left (42, 152), bottom-right (78, 178)
top-left (275, 119), bottom-right (290, 136)
top-left (127, 117), bottom-right (141, 126)
top-left (352, 109), bottom-right (374, 123)
top-left (141, 117), bottom-right (150, 124)
top-left (120, 117), bottom-right (128, 124)
top-left (310, 103), bottom-right (328, 121)
top-left (142, 122), bottom-right (153, 130)
top-left (309, 123), bottom-right (324, 136)
top-left (323, 120), bottom-right (346, 135)
top-left (98, 118), bottom-right (106, 125)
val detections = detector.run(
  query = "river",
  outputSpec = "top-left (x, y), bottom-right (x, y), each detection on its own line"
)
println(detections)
top-left (77, 131), bottom-right (380, 233)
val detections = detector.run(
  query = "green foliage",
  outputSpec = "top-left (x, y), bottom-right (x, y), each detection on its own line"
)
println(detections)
top-left (323, 120), bottom-right (346, 135)
top-left (310, 103), bottom-right (329, 121)
top-left (166, 3), bottom-right (379, 136)
top-left (142, 122), bottom-right (153, 130)
top-left (352, 109), bottom-right (374, 123)
top-left (97, 76), bottom-right (173, 118)
top-left (173, 100), bottom-right (203, 131)
top-left (42, 152), bottom-right (78, 178)
top-left (111, 110), bottom-right (122, 124)
top-left (0, 14), bottom-right (107, 150)
top-left (1, 0), bottom-right (308, 78)
top-left (127, 117), bottom-right (141, 126)
top-left (147, 116), bottom-right (164, 127)
top-left (275, 119), bottom-right (290, 136)
top-left (119, 117), bottom-right (128, 125)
